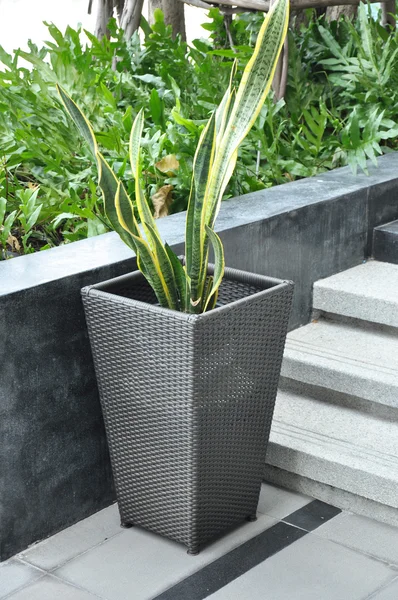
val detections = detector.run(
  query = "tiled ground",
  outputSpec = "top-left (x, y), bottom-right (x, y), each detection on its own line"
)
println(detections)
top-left (1, 483), bottom-right (398, 600)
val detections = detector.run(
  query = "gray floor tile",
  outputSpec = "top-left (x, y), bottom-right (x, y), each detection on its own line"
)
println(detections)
top-left (0, 559), bottom-right (43, 599)
top-left (5, 576), bottom-right (103, 600)
top-left (19, 504), bottom-right (120, 571)
top-left (367, 577), bottom-right (398, 599)
top-left (315, 512), bottom-right (398, 566)
top-left (55, 513), bottom-right (277, 600)
top-left (257, 482), bottom-right (312, 519)
top-left (206, 533), bottom-right (396, 600)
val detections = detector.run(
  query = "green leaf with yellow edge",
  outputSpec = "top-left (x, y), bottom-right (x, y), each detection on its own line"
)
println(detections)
top-left (203, 275), bottom-right (217, 312)
top-left (185, 111), bottom-right (216, 312)
top-left (129, 233), bottom-right (170, 308)
top-left (97, 152), bottom-right (136, 251)
top-left (203, 225), bottom-right (224, 312)
top-left (145, 223), bottom-right (179, 310)
top-left (114, 181), bottom-right (140, 237)
top-left (57, 84), bottom-right (98, 158)
top-left (165, 244), bottom-right (188, 312)
top-left (129, 110), bottom-right (162, 244)
top-left (215, 59), bottom-right (237, 147)
top-left (206, 0), bottom-right (289, 226)
top-left (129, 108), bottom-right (144, 177)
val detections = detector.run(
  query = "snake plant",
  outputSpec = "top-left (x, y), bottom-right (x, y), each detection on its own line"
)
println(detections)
top-left (58, 0), bottom-right (289, 313)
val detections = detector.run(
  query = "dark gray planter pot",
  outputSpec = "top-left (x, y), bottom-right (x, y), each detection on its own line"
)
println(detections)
top-left (81, 264), bottom-right (294, 555)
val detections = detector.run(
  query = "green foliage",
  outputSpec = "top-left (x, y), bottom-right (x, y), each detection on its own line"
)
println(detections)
top-left (1, 5), bottom-right (398, 259)
top-left (58, 0), bottom-right (289, 313)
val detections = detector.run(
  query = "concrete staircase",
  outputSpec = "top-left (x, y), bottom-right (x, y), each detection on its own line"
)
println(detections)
top-left (265, 260), bottom-right (398, 526)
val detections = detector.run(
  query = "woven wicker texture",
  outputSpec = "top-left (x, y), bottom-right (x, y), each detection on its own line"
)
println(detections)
top-left (82, 266), bottom-right (293, 554)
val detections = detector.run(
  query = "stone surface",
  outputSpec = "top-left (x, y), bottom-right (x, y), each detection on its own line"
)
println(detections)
top-left (315, 512), bottom-right (398, 566)
top-left (0, 559), bottom-right (43, 599)
top-left (263, 465), bottom-right (398, 527)
top-left (19, 504), bottom-right (120, 571)
top-left (282, 318), bottom-right (398, 408)
top-left (257, 482), bottom-right (312, 519)
top-left (313, 260), bottom-right (398, 328)
top-left (265, 386), bottom-right (398, 519)
top-left (54, 514), bottom-right (277, 600)
top-left (4, 576), bottom-right (103, 600)
top-left (206, 534), bottom-right (396, 600)
top-left (2, 154), bottom-right (398, 561)
top-left (3, 153), bottom-right (398, 299)
top-left (4, 482), bottom-right (398, 600)
top-left (373, 219), bottom-right (398, 265)
top-left (368, 578), bottom-right (398, 599)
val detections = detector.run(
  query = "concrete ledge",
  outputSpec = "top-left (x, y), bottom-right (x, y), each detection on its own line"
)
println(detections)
top-left (267, 387), bottom-right (398, 510)
top-left (263, 466), bottom-right (398, 528)
top-left (2, 154), bottom-right (398, 560)
top-left (373, 219), bottom-right (398, 265)
top-left (282, 319), bottom-right (398, 408)
top-left (313, 261), bottom-right (398, 329)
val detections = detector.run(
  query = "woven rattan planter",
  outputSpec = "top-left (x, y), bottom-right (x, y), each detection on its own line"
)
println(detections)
top-left (82, 264), bottom-right (293, 555)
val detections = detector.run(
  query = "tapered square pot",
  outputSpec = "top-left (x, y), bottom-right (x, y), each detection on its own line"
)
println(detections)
top-left (81, 264), bottom-right (294, 554)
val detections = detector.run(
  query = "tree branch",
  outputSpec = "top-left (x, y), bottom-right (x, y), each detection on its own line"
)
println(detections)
top-left (95, 0), bottom-right (113, 38)
top-left (120, 0), bottom-right (145, 39)
top-left (381, 0), bottom-right (396, 28)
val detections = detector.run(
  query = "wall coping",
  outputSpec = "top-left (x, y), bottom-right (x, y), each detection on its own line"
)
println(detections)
top-left (2, 153), bottom-right (398, 297)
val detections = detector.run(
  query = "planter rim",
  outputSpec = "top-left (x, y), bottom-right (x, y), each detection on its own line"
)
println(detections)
top-left (81, 264), bottom-right (294, 323)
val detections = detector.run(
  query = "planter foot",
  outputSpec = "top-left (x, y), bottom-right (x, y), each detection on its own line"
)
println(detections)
top-left (187, 548), bottom-right (200, 556)
top-left (120, 522), bottom-right (134, 529)
top-left (246, 514), bottom-right (257, 522)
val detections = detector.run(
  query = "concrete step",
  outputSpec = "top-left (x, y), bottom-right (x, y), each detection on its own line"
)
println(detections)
top-left (313, 260), bottom-right (398, 328)
top-left (373, 220), bottom-right (398, 265)
top-left (281, 318), bottom-right (398, 409)
top-left (265, 386), bottom-right (398, 526)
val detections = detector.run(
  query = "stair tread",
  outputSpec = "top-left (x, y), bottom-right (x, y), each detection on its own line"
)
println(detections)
top-left (268, 388), bottom-right (398, 507)
top-left (313, 260), bottom-right (398, 327)
top-left (282, 319), bottom-right (398, 407)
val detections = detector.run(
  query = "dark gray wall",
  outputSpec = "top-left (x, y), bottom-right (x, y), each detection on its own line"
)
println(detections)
top-left (1, 154), bottom-right (398, 560)
top-left (373, 219), bottom-right (398, 264)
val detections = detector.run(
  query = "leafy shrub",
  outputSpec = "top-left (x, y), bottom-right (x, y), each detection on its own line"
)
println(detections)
top-left (1, 5), bottom-right (398, 258)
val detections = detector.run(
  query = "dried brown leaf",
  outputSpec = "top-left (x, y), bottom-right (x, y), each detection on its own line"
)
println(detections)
top-left (152, 185), bottom-right (173, 219)
top-left (7, 234), bottom-right (20, 252)
top-left (155, 154), bottom-right (179, 175)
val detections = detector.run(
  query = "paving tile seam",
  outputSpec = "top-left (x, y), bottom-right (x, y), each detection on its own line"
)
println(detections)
top-left (10, 557), bottom-right (47, 575)
top-left (1, 571), bottom-right (46, 600)
top-left (151, 499), bottom-right (341, 600)
top-left (279, 518), bottom-right (313, 532)
top-left (53, 515), bottom-right (280, 600)
top-left (308, 533), bottom-right (398, 571)
top-left (46, 573), bottom-right (110, 600)
top-left (285, 341), bottom-right (398, 377)
top-left (151, 521), bottom-right (308, 600)
top-left (365, 575), bottom-right (398, 600)
top-left (47, 528), bottom-right (126, 574)
top-left (171, 516), bottom-right (281, 584)
top-left (255, 505), bottom-right (286, 519)
top-left (271, 421), bottom-right (398, 471)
